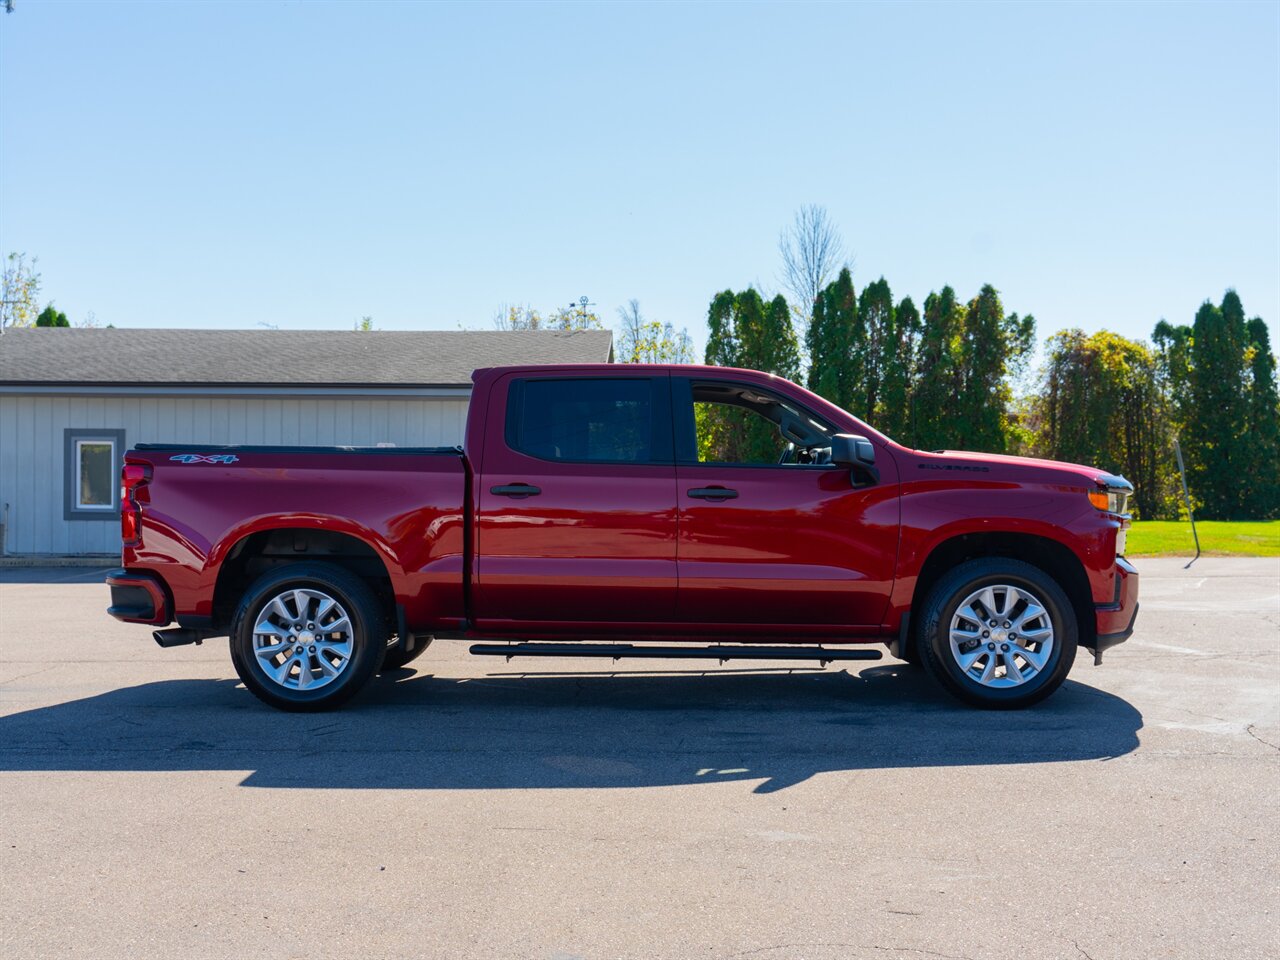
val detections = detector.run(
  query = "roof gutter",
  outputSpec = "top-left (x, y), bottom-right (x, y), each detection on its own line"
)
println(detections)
top-left (0, 384), bottom-right (473, 399)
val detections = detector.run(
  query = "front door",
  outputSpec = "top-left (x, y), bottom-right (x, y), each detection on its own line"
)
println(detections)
top-left (673, 376), bottom-right (898, 629)
top-left (473, 372), bottom-right (678, 628)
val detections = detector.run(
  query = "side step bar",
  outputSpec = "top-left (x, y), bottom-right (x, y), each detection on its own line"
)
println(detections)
top-left (469, 642), bottom-right (882, 666)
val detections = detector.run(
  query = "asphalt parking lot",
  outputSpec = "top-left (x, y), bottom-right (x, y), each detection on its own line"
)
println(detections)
top-left (1, 557), bottom-right (1277, 960)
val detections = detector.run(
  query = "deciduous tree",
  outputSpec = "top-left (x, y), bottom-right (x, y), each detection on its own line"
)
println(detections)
top-left (1033, 329), bottom-right (1168, 517)
top-left (494, 303), bottom-right (603, 331)
top-left (1, 252), bottom-right (41, 330)
top-left (616, 299), bottom-right (694, 364)
top-left (779, 205), bottom-right (846, 334)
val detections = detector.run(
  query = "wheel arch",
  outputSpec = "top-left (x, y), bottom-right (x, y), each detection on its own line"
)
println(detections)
top-left (212, 526), bottom-right (397, 631)
top-left (908, 531), bottom-right (1095, 656)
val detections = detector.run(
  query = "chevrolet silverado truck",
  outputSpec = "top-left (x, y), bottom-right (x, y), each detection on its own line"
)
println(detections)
top-left (106, 364), bottom-right (1138, 711)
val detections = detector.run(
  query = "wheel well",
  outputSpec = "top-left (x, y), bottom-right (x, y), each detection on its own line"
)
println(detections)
top-left (911, 532), bottom-right (1096, 650)
top-left (213, 528), bottom-right (395, 630)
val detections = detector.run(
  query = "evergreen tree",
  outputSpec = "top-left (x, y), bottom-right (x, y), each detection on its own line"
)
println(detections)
top-left (805, 267), bottom-right (857, 409)
top-left (701, 288), bottom-right (800, 462)
top-left (705, 290), bottom-right (738, 368)
top-left (736, 291), bottom-right (800, 380)
top-left (954, 284), bottom-right (1034, 453)
top-left (910, 287), bottom-right (965, 451)
top-left (35, 304), bottom-right (69, 327)
top-left (1243, 317), bottom-right (1280, 517)
top-left (854, 277), bottom-right (895, 421)
top-left (877, 296), bottom-right (919, 439)
top-left (1184, 293), bottom-right (1250, 518)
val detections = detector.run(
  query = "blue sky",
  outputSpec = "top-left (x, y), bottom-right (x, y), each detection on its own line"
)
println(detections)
top-left (1, 0), bottom-right (1277, 356)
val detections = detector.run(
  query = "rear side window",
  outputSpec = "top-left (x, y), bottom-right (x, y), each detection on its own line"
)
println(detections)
top-left (506, 378), bottom-right (668, 464)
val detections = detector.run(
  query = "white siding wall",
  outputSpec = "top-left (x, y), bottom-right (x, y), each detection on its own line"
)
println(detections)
top-left (0, 393), bottom-right (470, 555)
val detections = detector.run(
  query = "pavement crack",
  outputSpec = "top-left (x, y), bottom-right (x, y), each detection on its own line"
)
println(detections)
top-left (1245, 724), bottom-right (1280, 753)
top-left (0, 665), bottom-right (57, 686)
top-left (725, 945), bottom-right (976, 960)
top-left (1073, 940), bottom-right (1096, 960)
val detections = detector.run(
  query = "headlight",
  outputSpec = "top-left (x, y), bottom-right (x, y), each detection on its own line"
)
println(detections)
top-left (1088, 474), bottom-right (1133, 515)
top-left (1088, 489), bottom-right (1130, 513)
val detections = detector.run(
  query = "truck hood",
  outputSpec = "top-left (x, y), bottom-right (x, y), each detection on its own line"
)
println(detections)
top-left (918, 448), bottom-right (1113, 486)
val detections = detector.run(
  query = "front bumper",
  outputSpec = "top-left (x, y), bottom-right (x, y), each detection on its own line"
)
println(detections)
top-left (1092, 557), bottom-right (1139, 663)
top-left (106, 569), bottom-right (171, 626)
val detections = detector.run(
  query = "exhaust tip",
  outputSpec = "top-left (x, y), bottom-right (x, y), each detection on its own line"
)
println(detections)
top-left (153, 628), bottom-right (204, 648)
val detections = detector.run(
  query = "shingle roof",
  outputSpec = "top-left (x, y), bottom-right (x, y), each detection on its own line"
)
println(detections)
top-left (0, 328), bottom-right (614, 387)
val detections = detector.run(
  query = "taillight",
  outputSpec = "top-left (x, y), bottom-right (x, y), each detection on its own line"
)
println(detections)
top-left (121, 463), bottom-right (151, 546)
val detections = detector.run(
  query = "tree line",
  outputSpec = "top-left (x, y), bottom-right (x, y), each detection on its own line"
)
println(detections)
top-left (701, 269), bottom-right (1278, 521)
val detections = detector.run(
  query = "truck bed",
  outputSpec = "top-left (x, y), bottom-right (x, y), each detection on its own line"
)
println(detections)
top-left (123, 443), bottom-right (469, 631)
top-left (134, 443), bottom-right (462, 455)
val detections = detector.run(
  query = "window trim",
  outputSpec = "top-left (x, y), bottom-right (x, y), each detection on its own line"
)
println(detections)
top-left (503, 376), bottom-right (673, 466)
top-left (64, 428), bottom-right (126, 521)
top-left (673, 377), bottom-right (840, 469)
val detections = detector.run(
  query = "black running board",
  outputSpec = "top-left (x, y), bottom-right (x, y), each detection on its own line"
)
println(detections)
top-left (469, 642), bottom-right (882, 666)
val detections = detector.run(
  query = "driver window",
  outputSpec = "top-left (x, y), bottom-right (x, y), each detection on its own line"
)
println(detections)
top-left (691, 382), bottom-right (834, 466)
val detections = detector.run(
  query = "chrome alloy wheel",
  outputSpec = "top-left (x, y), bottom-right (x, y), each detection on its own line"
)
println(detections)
top-left (252, 588), bottom-right (354, 691)
top-left (948, 583), bottom-right (1055, 688)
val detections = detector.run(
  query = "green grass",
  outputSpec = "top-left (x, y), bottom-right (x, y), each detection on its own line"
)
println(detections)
top-left (1125, 520), bottom-right (1280, 558)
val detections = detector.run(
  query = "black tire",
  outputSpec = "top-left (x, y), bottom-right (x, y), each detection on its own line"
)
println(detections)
top-left (229, 562), bottom-right (387, 712)
top-left (916, 557), bottom-right (1077, 709)
top-left (380, 634), bottom-right (433, 672)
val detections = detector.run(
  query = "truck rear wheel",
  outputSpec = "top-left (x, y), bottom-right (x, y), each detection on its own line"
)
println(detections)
top-left (229, 562), bottom-right (387, 712)
top-left (916, 558), bottom-right (1077, 709)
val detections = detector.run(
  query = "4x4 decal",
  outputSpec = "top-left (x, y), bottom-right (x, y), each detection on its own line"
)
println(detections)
top-left (169, 454), bottom-right (239, 464)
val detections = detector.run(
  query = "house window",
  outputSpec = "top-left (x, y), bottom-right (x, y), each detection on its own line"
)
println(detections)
top-left (64, 429), bottom-right (126, 521)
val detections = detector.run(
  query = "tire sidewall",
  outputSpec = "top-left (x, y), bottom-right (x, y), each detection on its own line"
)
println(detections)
top-left (229, 563), bottom-right (385, 711)
top-left (920, 560), bottom-right (1078, 708)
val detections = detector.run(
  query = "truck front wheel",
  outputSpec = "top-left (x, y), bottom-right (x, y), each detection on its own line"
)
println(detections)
top-left (916, 558), bottom-right (1078, 709)
top-left (229, 562), bottom-right (387, 712)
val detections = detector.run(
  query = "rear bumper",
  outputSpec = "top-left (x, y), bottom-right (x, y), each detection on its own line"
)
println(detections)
top-left (1092, 557), bottom-right (1139, 662)
top-left (106, 569), bottom-right (172, 626)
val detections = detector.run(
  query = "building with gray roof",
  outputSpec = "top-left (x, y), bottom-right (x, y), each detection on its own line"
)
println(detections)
top-left (0, 327), bottom-right (613, 556)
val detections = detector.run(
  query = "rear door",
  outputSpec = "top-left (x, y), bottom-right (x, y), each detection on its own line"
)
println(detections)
top-left (672, 376), bottom-right (898, 629)
top-left (472, 371), bottom-right (678, 627)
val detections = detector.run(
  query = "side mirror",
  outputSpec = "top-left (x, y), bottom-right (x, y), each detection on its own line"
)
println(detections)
top-left (830, 433), bottom-right (879, 485)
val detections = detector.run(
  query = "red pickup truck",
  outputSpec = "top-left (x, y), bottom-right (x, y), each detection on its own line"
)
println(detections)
top-left (106, 364), bottom-right (1138, 712)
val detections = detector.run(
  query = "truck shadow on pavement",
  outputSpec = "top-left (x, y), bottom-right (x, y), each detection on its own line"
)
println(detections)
top-left (0, 664), bottom-right (1142, 793)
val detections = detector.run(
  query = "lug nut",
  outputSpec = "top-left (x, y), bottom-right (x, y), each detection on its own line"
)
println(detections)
top-left (294, 645), bottom-right (303, 654)
top-left (1001, 643), bottom-right (1010, 652)
top-left (1008, 633), bottom-right (1017, 641)
top-left (987, 642), bottom-right (995, 651)
top-left (1003, 621), bottom-right (1011, 628)
top-left (307, 623), bottom-right (314, 630)
top-left (308, 645), bottom-right (316, 654)
top-left (982, 631), bottom-right (990, 638)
